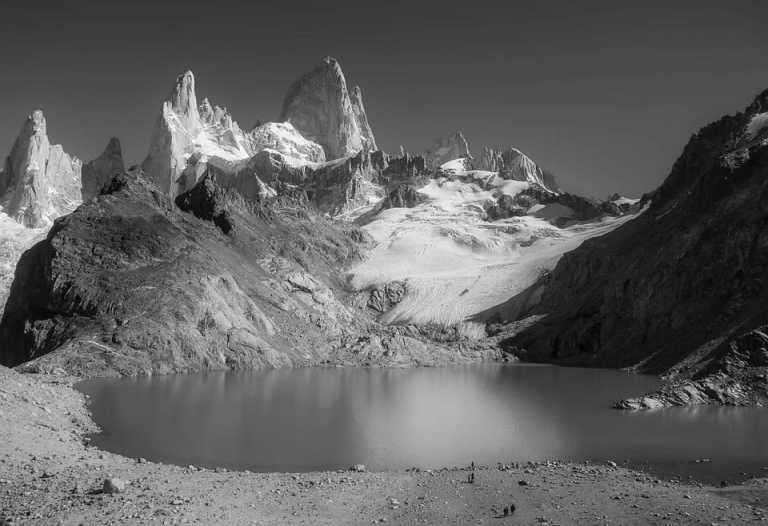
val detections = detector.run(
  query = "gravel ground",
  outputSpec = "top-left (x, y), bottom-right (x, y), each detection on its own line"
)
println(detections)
top-left (1, 365), bottom-right (766, 525)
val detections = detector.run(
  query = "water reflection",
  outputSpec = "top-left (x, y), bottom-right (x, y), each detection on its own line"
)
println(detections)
top-left (78, 364), bottom-right (768, 481)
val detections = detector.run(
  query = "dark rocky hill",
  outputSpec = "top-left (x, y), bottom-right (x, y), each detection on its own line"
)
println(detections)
top-left (506, 89), bottom-right (768, 407)
top-left (0, 171), bottom-right (493, 376)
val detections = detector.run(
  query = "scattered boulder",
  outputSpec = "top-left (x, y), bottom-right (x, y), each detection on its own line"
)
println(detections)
top-left (102, 478), bottom-right (126, 494)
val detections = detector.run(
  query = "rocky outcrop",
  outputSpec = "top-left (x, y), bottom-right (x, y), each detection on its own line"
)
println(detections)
top-left (249, 121), bottom-right (326, 164)
top-left (280, 57), bottom-right (376, 160)
top-left (141, 71), bottom-right (252, 197)
top-left (0, 110), bottom-right (82, 227)
top-left (423, 131), bottom-right (472, 169)
top-left (81, 138), bottom-right (125, 200)
top-left (0, 172), bottom-right (475, 375)
top-left (508, 88), bottom-right (768, 401)
top-left (479, 146), bottom-right (557, 191)
top-left (616, 326), bottom-right (768, 409)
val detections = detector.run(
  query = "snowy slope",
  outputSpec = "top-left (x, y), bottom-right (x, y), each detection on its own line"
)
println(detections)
top-left (348, 162), bottom-right (642, 326)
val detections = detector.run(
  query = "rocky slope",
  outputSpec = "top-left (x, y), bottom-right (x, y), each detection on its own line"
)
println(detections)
top-left (0, 110), bottom-right (82, 227)
top-left (0, 171), bottom-right (496, 375)
top-left (507, 88), bottom-right (768, 407)
top-left (280, 56), bottom-right (376, 160)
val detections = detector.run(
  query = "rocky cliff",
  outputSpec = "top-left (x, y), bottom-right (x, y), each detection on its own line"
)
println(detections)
top-left (0, 110), bottom-right (82, 227)
top-left (0, 172), bottom-right (491, 375)
top-left (281, 57), bottom-right (376, 160)
top-left (508, 88), bottom-right (768, 406)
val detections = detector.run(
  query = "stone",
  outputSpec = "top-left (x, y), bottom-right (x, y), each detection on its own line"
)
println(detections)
top-left (350, 464), bottom-right (366, 472)
top-left (102, 478), bottom-right (126, 494)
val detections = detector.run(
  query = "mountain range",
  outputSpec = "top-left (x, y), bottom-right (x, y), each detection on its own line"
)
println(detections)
top-left (0, 57), bottom-right (764, 408)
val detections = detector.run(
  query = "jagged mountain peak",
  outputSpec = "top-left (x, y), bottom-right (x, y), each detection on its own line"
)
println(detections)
top-left (81, 137), bottom-right (125, 200)
top-left (423, 131), bottom-right (472, 168)
top-left (168, 70), bottom-right (199, 121)
top-left (280, 57), bottom-right (375, 160)
top-left (0, 109), bottom-right (82, 228)
top-left (143, 70), bottom-right (253, 196)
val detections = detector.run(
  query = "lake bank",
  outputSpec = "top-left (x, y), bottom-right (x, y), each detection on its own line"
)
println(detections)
top-left (2, 365), bottom-right (767, 525)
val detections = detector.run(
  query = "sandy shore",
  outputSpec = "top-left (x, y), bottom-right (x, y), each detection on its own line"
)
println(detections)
top-left (1, 365), bottom-right (767, 525)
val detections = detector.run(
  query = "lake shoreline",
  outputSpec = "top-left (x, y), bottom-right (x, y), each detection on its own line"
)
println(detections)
top-left (2, 365), bottom-right (767, 525)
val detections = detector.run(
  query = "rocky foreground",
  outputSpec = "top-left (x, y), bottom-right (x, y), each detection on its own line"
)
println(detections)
top-left (1, 365), bottom-right (767, 526)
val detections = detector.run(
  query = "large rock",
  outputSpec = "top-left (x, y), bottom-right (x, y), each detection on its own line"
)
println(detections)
top-left (280, 57), bottom-right (376, 160)
top-left (509, 88), bottom-right (768, 386)
top-left (81, 138), bottom-right (125, 200)
top-left (141, 71), bottom-right (252, 197)
top-left (0, 110), bottom-right (82, 227)
top-left (423, 131), bottom-right (472, 169)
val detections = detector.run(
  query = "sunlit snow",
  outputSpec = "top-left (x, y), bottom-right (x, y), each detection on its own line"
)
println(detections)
top-left (348, 165), bottom-right (641, 326)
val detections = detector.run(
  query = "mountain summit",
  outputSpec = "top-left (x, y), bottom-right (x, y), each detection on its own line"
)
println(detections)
top-left (0, 110), bottom-right (82, 228)
top-left (280, 56), bottom-right (377, 160)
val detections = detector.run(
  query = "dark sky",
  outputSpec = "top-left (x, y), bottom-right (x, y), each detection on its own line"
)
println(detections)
top-left (1, 0), bottom-right (766, 198)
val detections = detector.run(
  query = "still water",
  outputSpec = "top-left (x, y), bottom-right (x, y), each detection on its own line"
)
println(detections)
top-left (78, 365), bottom-right (768, 481)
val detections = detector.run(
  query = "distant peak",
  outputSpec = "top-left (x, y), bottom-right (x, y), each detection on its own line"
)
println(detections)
top-left (105, 137), bottom-right (122, 154)
top-left (321, 56), bottom-right (339, 67)
top-left (168, 70), bottom-right (198, 118)
top-left (22, 110), bottom-right (47, 137)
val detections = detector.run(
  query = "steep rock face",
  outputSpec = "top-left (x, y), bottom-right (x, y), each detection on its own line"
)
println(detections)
top-left (479, 146), bottom-right (555, 191)
top-left (350, 86), bottom-right (377, 153)
top-left (81, 138), bottom-right (125, 200)
top-left (280, 57), bottom-right (376, 160)
top-left (141, 71), bottom-right (252, 197)
top-left (0, 173), bottom-right (482, 375)
top-left (423, 131), bottom-right (472, 169)
top-left (509, 89), bottom-right (768, 395)
top-left (0, 111), bottom-right (82, 227)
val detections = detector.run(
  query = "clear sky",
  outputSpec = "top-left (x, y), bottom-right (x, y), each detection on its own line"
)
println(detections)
top-left (1, 0), bottom-right (766, 198)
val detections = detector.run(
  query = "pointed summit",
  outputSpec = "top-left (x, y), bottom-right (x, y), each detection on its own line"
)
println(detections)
top-left (423, 131), bottom-right (472, 169)
top-left (0, 110), bottom-right (82, 227)
top-left (81, 137), bottom-right (125, 200)
top-left (350, 85), bottom-right (377, 153)
top-left (280, 57), bottom-right (376, 160)
top-left (142, 70), bottom-right (252, 197)
top-left (168, 70), bottom-right (200, 129)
